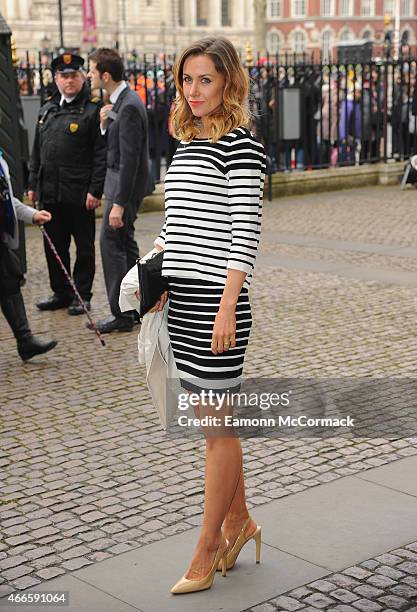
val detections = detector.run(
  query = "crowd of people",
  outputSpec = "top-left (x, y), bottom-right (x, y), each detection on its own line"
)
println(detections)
top-left (16, 53), bottom-right (417, 175)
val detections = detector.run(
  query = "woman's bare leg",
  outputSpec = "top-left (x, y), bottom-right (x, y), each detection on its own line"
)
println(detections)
top-left (184, 435), bottom-right (242, 580)
top-left (221, 454), bottom-right (258, 548)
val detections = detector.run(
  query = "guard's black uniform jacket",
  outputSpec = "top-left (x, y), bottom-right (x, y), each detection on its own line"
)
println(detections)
top-left (28, 84), bottom-right (106, 206)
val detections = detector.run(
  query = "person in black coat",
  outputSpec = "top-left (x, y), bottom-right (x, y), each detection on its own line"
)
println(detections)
top-left (87, 48), bottom-right (153, 333)
top-left (28, 53), bottom-right (107, 315)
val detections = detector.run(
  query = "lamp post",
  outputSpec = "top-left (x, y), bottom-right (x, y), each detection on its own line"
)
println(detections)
top-left (58, 0), bottom-right (64, 51)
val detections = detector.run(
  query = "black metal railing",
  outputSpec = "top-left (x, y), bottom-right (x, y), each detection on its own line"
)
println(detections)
top-left (15, 51), bottom-right (417, 189)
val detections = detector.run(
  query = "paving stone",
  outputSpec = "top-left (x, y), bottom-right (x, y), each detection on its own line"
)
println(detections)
top-left (303, 593), bottom-right (337, 608)
top-left (250, 604), bottom-right (277, 612)
top-left (35, 567), bottom-right (66, 580)
top-left (330, 588), bottom-right (360, 603)
top-left (377, 595), bottom-right (410, 609)
top-left (271, 595), bottom-right (304, 610)
top-left (11, 576), bottom-right (41, 590)
top-left (61, 557), bottom-right (93, 571)
top-left (351, 598), bottom-right (383, 611)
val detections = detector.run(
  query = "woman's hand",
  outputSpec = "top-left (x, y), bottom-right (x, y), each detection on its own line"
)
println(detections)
top-left (149, 290), bottom-right (168, 313)
top-left (211, 305), bottom-right (236, 354)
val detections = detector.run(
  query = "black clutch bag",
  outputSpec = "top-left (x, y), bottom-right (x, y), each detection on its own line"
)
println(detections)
top-left (137, 250), bottom-right (169, 318)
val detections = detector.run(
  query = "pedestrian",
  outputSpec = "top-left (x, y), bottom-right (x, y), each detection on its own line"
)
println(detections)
top-left (0, 153), bottom-right (57, 361)
top-left (28, 53), bottom-right (106, 315)
top-left (87, 48), bottom-right (153, 333)
top-left (151, 36), bottom-right (266, 594)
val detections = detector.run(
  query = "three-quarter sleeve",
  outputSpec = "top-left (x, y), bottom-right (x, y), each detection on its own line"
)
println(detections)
top-left (154, 220), bottom-right (166, 249)
top-left (226, 135), bottom-right (266, 274)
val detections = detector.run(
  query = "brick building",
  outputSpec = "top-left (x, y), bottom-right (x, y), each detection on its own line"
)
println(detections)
top-left (265, 0), bottom-right (417, 60)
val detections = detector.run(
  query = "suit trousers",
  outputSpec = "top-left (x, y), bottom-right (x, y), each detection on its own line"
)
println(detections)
top-left (42, 203), bottom-right (95, 300)
top-left (100, 198), bottom-right (139, 320)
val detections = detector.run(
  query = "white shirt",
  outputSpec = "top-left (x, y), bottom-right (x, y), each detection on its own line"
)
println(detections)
top-left (60, 94), bottom-right (76, 106)
top-left (100, 81), bottom-right (128, 135)
top-left (109, 81), bottom-right (128, 104)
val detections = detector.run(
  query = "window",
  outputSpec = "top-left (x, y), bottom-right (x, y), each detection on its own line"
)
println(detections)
top-left (221, 0), bottom-right (231, 26)
top-left (361, 0), bottom-right (374, 16)
top-left (178, 0), bottom-right (185, 26)
top-left (340, 0), bottom-right (353, 16)
top-left (268, 0), bottom-right (282, 17)
top-left (339, 27), bottom-right (354, 41)
top-left (401, 0), bottom-right (412, 15)
top-left (267, 30), bottom-right (281, 54)
top-left (293, 30), bottom-right (307, 53)
top-left (401, 29), bottom-right (410, 44)
top-left (383, 0), bottom-right (394, 14)
top-left (321, 0), bottom-right (334, 15)
top-left (362, 28), bottom-right (373, 40)
top-left (196, 0), bottom-right (208, 25)
top-left (292, 0), bottom-right (306, 17)
top-left (322, 30), bottom-right (333, 62)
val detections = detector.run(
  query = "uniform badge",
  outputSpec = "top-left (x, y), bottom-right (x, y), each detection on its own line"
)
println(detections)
top-left (69, 123), bottom-right (79, 133)
top-left (63, 54), bottom-right (72, 65)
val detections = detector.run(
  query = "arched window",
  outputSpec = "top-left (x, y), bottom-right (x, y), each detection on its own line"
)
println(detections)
top-left (362, 28), bottom-right (373, 40)
top-left (221, 0), bottom-right (231, 26)
top-left (322, 30), bottom-right (333, 62)
top-left (339, 27), bottom-right (354, 42)
top-left (267, 30), bottom-right (281, 54)
top-left (293, 30), bottom-right (307, 54)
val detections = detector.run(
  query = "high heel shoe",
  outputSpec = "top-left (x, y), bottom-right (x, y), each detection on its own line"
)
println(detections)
top-left (217, 516), bottom-right (261, 571)
top-left (170, 537), bottom-right (229, 594)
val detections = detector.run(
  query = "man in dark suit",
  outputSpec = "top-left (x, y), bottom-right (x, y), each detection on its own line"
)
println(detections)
top-left (87, 48), bottom-right (153, 333)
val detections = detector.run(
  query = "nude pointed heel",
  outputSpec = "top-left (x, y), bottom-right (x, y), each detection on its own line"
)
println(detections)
top-left (170, 537), bottom-right (228, 595)
top-left (217, 516), bottom-right (262, 571)
top-left (254, 526), bottom-right (262, 563)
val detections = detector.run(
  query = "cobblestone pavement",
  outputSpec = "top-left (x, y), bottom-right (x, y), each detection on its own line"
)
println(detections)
top-left (1, 185), bottom-right (417, 605)
top-left (246, 541), bottom-right (417, 611)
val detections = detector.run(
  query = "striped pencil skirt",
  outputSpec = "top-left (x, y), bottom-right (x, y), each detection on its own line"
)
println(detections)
top-left (166, 277), bottom-right (252, 392)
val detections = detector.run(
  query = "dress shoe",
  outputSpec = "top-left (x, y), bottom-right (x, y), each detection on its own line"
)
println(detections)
top-left (68, 299), bottom-right (91, 316)
top-left (171, 537), bottom-right (229, 594)
top-left (86, 315), bottom-right (133, 333)
top-left (217, 516), bottom-right (261, 571)
top-left (36, 294), bottom-right (72, 311)
top-left (18, 337), bottom-right (58, 361)
top-left (217, 516), bottom-right (262, 570)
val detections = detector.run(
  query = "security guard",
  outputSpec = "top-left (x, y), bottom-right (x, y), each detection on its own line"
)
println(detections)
top-left (28, 53), bottom-right (106, 315)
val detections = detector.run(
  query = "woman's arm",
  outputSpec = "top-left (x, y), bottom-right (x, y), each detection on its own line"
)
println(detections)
top-left (211, 269), bottom-right (246, 355)
top-left (211, 132), bottom-right (266, 355)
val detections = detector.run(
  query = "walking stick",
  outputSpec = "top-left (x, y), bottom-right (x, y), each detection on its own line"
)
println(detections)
top-left (38, 224), bottom-right (106, 347)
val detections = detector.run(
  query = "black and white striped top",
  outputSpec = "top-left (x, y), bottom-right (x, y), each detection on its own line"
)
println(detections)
top-left (155, 126), bottom-right (266, 289)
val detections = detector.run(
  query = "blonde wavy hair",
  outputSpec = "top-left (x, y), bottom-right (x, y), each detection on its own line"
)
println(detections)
top-left (171, 36), bottom-right (251, 143)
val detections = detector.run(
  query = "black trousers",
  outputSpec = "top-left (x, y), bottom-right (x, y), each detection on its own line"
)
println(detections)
top-left (100, 199), bottom-right (138, 320)
top-left (43, 204), bottom-right (95, 301)
top-left (0, 242), bottom-right (23, 298)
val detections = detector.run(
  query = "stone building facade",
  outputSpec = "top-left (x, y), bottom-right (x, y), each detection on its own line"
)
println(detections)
top-left (0, 0), bottom-right (256, 58)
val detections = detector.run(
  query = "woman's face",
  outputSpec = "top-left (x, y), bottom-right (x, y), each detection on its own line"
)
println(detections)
top-left (182, 54), bottom-right (225, 119)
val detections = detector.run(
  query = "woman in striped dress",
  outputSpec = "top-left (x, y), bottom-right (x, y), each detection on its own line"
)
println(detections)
top-left (152, 37), bottom-right (266, 594)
